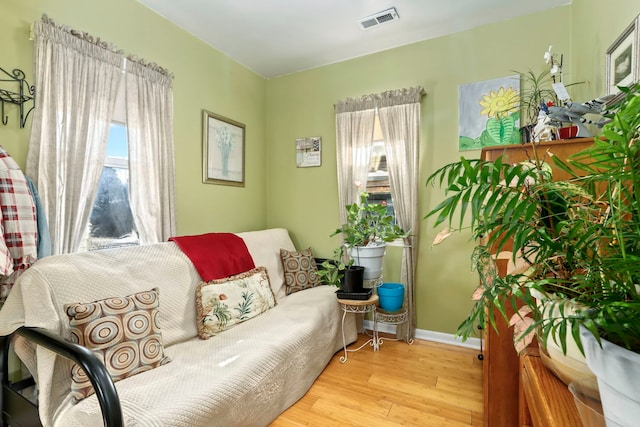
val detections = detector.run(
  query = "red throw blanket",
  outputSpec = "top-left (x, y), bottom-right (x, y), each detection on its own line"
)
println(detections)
top-left (168, 233), bottom-right (255, 281)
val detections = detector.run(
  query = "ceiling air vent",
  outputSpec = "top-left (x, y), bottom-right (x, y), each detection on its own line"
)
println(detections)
top-left (357, 7), bottom-right (399, 31)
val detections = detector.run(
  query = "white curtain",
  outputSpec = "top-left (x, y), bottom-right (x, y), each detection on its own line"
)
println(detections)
top-left (334, 87), bottom-right (424, 340)
top-left (377, 87), bottom-right (424, 340)
top-left (125, 59), bottom-right (177, 243)
top-left (335, 98), bottom-right (376, 223)
top-left (26, 15), bottom-right (123, 254)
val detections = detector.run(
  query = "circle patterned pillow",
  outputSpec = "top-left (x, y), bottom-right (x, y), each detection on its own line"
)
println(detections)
top-left (64, 288), bottom-right (171, 401)
top-left (280, 247), bottom-right (320, 295)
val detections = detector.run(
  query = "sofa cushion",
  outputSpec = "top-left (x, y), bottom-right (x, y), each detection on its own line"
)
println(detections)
top-left (196, 267), bottom-right (276, 339)
top-left (237, 229), bottom-right (296, 301)
top-left (64, 288), bottom-right (171, 401)
top-left (280, 248), bottom-right (321, 295)
top-left (53, 285), bottom-right (357, 427)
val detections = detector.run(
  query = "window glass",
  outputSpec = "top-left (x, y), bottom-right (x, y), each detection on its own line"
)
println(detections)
top-left (106, 123), bottom-right (128, 158)
top-left (366, 116), bottom-right (396, 221)
top-left (79, 123), bottom-right (139, 251)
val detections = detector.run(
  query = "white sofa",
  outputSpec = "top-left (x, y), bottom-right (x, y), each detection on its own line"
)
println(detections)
top-left (0, 228), bottom-right (357, 427)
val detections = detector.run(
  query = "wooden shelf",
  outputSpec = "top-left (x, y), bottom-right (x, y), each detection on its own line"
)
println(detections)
top-left (519, 347), bottom-right (582, 427)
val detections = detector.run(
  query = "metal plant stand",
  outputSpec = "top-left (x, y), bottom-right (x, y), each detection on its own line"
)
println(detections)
top-left (376, 308), bottom-right (414, 345)
top-left (337, 295), bottom-right (379, 363)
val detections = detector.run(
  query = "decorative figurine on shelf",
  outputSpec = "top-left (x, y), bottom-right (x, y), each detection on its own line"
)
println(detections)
top-left (546, 94), bottom-right (616, 137)
top-left (532, 108), bottom-right (555, 142)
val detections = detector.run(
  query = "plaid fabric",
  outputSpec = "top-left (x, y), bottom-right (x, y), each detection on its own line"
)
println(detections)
top-left (0, 146), bottom-right (37, 302)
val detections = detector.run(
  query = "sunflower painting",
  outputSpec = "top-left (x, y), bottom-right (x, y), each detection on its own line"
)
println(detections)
top-left (458, 75), bottom-right (520, 151)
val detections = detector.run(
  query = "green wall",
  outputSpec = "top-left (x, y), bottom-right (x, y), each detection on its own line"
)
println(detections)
top-left (266, 2), bottom-right (640, 335)
top-left (2, 0), bottom-right (640, 336)
top-left (570, 0), bottom-right (640, 102)
top-left (266, 7), bottom-right (573, 335)
top-left (1, 0), bottom-right (268, 235)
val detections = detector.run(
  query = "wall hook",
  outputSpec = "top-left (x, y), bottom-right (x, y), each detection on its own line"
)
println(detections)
top-left (0, 67), bottom-right (35, 128)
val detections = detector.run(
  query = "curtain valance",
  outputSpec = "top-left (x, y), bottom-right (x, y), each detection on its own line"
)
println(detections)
top-left (127, 55), bottom-right (174, 82)
top-left (125, 58), bottom-right (173, 88)
top-left (36, 14), bottom-right (173, 77)
top-left (36, 15), bottom-right (123, 66)
top-left (335, 86), bottom-right (425, 113)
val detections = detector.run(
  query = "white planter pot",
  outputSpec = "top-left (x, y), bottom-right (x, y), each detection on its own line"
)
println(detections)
top-left (581, 327), bottom-right (640, 427)
top-left (531, 289), bottom-right (594, 386)
top-left (348, 245), bottom-right (386, 280)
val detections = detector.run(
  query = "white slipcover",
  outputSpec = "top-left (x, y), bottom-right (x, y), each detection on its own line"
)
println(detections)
top-left (0, 228), bottom-right (357, 426)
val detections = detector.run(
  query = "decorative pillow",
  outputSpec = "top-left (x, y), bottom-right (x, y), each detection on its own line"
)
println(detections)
top-left (196, 267), bottom-right (276, 339)
top-left (280, 247), bottom-right (321, 295)
top-left (64, 288), bottom-right (171, 402)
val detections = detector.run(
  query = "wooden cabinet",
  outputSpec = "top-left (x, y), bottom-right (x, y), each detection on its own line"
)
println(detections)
top-left (479, 138), bottom-right (594, 427)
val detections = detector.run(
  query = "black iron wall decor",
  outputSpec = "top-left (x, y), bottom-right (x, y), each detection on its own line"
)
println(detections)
top-left (0, 67), bottom-right (35, 128)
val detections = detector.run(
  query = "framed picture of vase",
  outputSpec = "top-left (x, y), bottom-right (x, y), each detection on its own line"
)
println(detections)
top-left (606, 14), bottom-right (640, 95)
top-left (202, 110), bottom-right (245, 186)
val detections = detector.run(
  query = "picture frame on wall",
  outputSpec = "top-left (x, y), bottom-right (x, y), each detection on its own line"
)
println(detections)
top-left (606, 14), bottom-right (640, 95)
top-left (295, 137), bottom-right (322, 167)
top-left (202, 110), bottom-right (245, 186)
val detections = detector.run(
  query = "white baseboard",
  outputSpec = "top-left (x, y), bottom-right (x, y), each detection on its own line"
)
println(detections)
top-left (363, 320), bottom-right (482, 351)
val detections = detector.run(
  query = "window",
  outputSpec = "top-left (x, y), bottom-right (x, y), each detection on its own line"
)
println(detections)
top-left (366, 115), bottom-right (395, 221)
top-left (79, 123), bottom-right (139, 251)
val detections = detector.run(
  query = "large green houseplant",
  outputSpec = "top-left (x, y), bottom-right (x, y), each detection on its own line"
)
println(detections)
top-left (333, 191), bottom-right (408, 247)
top-left (425, 83), bottom-right (640, 360)
top-left (332, 191), bottom-right (409, 280)
top-left (542, 84), bottom-right (640, 426)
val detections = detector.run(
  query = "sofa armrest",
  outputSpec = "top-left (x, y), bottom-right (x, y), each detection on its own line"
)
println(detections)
top-left (7, 327), bottom-right (123, 427)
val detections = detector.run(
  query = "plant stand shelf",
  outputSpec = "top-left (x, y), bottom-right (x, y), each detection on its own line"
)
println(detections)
top-left (375, 308), bottom-right (414, 345)
top-left (337, 295), bottom-right (379, 363)
top-left (366, 276), bottom-right (413, 345)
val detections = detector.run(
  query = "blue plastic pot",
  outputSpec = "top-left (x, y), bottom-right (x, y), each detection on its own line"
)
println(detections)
top-left (377, 282), bottom-right (404, 311)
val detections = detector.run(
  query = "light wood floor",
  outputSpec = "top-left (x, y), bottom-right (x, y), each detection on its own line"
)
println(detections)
top-left (271, 333), bottom-right (483, 427)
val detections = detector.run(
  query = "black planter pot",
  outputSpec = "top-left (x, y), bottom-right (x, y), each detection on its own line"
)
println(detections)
top-left (340, 266), bottom-right (365, 293)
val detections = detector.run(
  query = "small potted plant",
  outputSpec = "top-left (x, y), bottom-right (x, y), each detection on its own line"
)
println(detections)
top-left (314, 246), bottom-right (364, 293)
top-left (517, 46), bottom-right (585, 142)
top-left (332, 190), bottom-right (409, 280)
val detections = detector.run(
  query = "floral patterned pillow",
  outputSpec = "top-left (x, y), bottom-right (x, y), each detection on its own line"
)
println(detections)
top-left (195, 267), bottom-right (276, 339)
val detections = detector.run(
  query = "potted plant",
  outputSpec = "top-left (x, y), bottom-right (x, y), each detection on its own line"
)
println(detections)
top-left (426, 82), bottom-right (640, 424)
top-left (332, 190), bottom-right (409, 280)
top-left (518, 68), bottom-right (559, 131)
top-left (314, 246), bottom-right (365, 293)
top-left (571, 84), bottom-right (640, 426)
top-left (517, 46), bottom-right (585, 142)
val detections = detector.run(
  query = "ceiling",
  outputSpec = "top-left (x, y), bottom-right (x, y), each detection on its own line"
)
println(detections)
top-left (137, 0), bottom-right (571, 79)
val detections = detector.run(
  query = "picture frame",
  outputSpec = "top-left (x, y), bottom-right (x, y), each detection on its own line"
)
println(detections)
top-left (606, 14), bottom-right (640, 95)
top-left (458, 75), bottom-right (520, 150)
top-left (295, 137), bottom-right (322, 167)
top-left (202, 110), bottom-right (245, 186)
